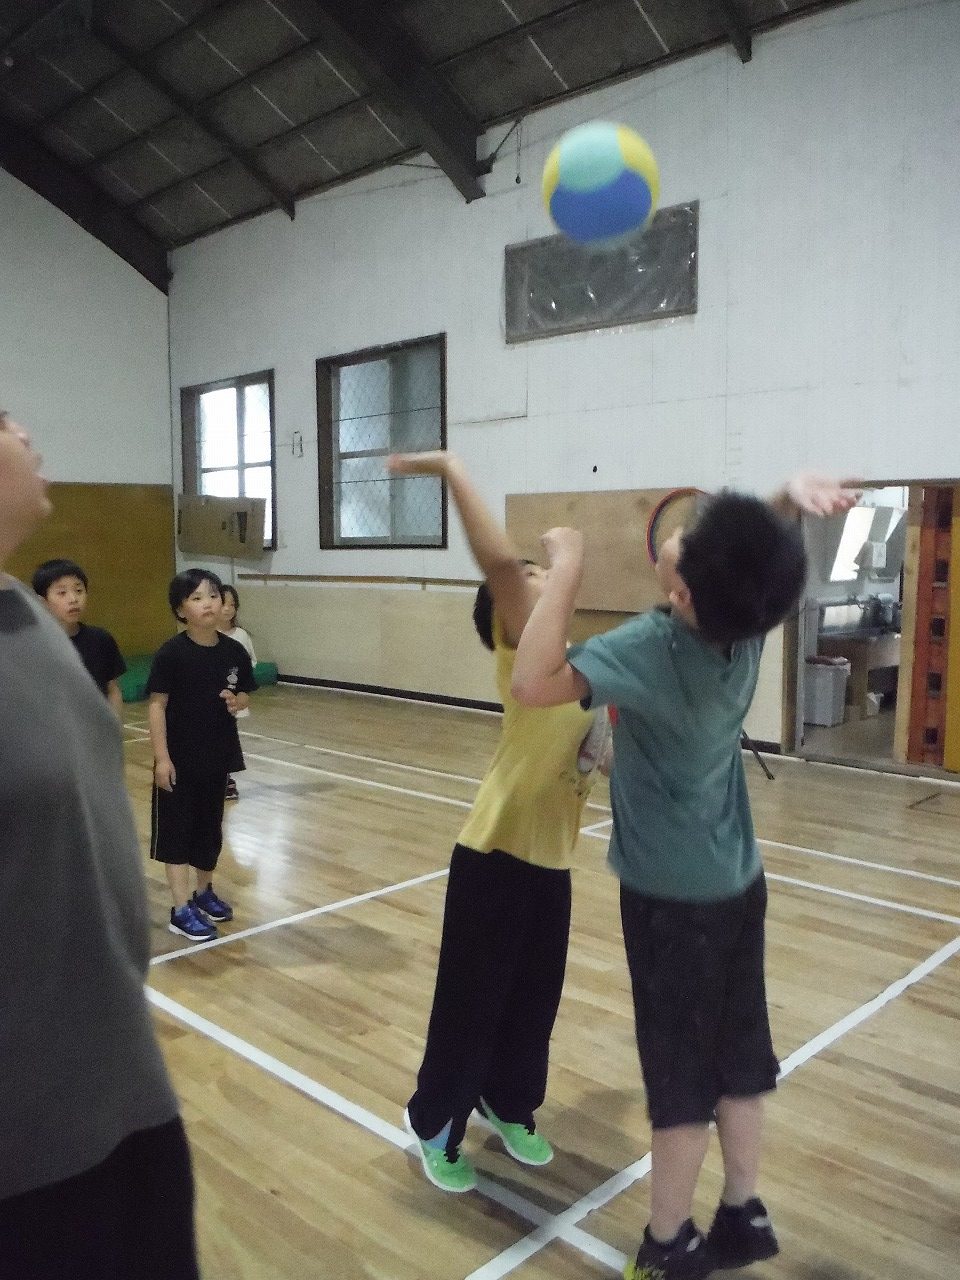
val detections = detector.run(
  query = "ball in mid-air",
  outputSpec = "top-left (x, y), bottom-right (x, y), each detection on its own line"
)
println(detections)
top-left (542, 121), bottom-right (660, 246)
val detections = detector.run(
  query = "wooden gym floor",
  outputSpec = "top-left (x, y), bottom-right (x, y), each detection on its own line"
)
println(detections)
top-left (121, 685), bottom-right (960, 1280)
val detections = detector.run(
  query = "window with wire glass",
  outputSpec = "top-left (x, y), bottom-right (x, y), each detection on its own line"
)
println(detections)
top-left (181, 371), bottom-right (277, 550)
top-left (316, 336), bottom-right (447, 548)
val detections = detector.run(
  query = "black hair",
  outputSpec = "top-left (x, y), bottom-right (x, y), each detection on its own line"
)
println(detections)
top-left (472, 582), bottom-right (496, 651)
top-left (221, 583), bottom-right (240, 623)
top-left (168, 567), bottom-right (224, 621)
top-left (471, 560), bottom-right (539, 651)
top-left (676, 491), bottom-right (808, 645)
top-left (32, 558), bottom-right (88, 596)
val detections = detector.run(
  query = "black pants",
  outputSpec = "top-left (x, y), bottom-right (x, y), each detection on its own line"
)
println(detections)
top-left (0, 1117), bottom-right (200, 1280)
top-left (407, 844), bottom-right (572, 1150)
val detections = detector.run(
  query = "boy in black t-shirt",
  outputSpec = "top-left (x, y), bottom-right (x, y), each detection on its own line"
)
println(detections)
top-left (147, 568), bottom-right (257, 942)
top-left (32, 558), bottom-right (127, 717)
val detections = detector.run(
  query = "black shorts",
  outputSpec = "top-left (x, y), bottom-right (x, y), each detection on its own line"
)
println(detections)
top-left (620, 872), bottom-right (779, 1129)
top-left (151, 770), bottom-right (227, 872)
top-left (0, 1117), bottom-right (199, 1280)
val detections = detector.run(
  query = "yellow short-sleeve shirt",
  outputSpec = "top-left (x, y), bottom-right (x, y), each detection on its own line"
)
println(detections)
top-left (457, 616), bottom-right (599, 870)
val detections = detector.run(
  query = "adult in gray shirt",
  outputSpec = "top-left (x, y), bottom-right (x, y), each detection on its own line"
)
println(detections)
top-left (0, 411), bottom-right (200, 1279)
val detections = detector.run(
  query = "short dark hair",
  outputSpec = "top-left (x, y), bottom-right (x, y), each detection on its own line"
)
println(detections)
top-left (472, 582), bottom-right (495, 650)
top-left (32, 558), bottom-right (88, 596)
top-left (222, 584), bottom-right (240, 621)
top-left (168, 568), bottom-right (223, 620)
top-left (677, 491), bottom-right (808, 645)
top-left (471, 561), bottom-right (539, 651)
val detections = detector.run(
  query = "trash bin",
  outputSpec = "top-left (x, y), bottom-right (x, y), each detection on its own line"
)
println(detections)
top-left (804, 657), bottom-right (850, 727)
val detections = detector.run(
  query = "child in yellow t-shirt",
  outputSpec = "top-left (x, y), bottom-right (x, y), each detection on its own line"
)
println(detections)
top-left (388, 450), bottom-right (607, 1194)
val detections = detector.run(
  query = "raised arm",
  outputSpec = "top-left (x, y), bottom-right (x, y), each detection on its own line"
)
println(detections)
top-left (387, 451), bottom-right (538, 647)
top-left (769, 473), bottom-right (862, 520)
top-left (512, 528), bottom-right (590, 707)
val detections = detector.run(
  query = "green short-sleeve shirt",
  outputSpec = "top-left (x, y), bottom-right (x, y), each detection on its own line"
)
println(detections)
top-left (568, 609), bottom-right (763, 903)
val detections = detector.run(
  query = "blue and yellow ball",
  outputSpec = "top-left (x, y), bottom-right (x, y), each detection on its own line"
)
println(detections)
top-left (542, 122), bottom-right (660, 246)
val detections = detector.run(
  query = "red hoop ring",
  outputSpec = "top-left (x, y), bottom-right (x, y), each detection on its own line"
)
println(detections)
top-left (646, 488), bottom-right (707, 564)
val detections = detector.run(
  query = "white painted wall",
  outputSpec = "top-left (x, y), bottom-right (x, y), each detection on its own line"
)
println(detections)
top-left (167, 0), bottom-right (960, 737)
top-left (0, 169), bottom-right (171, 483)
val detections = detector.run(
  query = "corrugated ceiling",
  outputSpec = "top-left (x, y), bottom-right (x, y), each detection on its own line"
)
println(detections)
top-left (0, 0), bottom-right (858, 287)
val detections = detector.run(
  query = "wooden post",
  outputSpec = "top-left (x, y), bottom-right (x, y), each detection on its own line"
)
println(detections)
top-left (906, 487), bottom-right (953, 766)
top-left (942, 485), bottom-right (960, 772)
top-left (893, 486), bottom-right (923, 762)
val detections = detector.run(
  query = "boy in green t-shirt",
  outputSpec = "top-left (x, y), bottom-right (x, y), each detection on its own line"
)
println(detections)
top-left (512, 475), bottom-right (858, 1280)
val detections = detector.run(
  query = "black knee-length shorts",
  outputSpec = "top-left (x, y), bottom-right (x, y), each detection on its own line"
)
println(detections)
top-left (151, 771), bottom-right (227, 872)
top-left (620, 871), bottom-right (779, 1129)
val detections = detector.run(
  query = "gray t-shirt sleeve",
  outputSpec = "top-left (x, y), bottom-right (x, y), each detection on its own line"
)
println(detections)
top-left (568, 613), bottom-right (667, 713)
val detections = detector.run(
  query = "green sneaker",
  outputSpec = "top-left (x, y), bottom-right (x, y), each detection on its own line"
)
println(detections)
top-left (404, 1110), bottom-right (477, 1193)
top-left (474, 1098), bottom-right (554, 1166)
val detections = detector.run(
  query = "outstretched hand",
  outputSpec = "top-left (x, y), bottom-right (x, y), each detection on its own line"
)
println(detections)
top-left (387, 450), bottom-right (455, 478)
top-left (783, 473), bottom-right (862, 518)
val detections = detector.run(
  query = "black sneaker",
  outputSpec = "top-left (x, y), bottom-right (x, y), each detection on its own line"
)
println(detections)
top-left (625, 1220), bottom-right (714, 1280)
top-left (706, 1198), bottom-right (779, 1270)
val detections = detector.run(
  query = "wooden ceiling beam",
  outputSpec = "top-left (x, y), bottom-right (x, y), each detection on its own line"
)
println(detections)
top-left (308, 0), bottom-right (485, 202)
top-left (712, 0), bottom-right (753, 63)
top-left (0, 117), bottom-right (170, 290)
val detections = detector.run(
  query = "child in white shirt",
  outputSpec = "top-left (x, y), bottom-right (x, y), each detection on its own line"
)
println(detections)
top-left (219, 584), bottom-right (256, 800)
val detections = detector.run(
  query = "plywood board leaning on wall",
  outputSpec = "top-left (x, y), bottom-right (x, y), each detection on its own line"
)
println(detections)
top-left (506, 487), bottom-right (785, 747)
top-left (7, 483), bottom-right (176, 656)
top-left (505, 487), bottom-right (698, 613)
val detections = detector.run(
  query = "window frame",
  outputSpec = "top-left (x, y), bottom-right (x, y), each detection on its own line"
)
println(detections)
top-left (316, 334), bottom-right (448, 550)
top-left (503, 201), bottom-right (699, 344)
top-left (180, 369), bottom-right (278, 552)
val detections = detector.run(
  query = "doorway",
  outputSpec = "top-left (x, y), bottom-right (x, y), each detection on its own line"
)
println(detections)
top-left (793, 481), bottom-right (960, 776)
top-left (795, 484), bottom-right (908, 768)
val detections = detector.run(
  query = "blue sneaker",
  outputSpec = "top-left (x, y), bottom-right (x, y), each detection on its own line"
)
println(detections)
top-left (169, 903), bottom-right (217, 941)
top-left (193, 884), bottom-right (233, 922)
